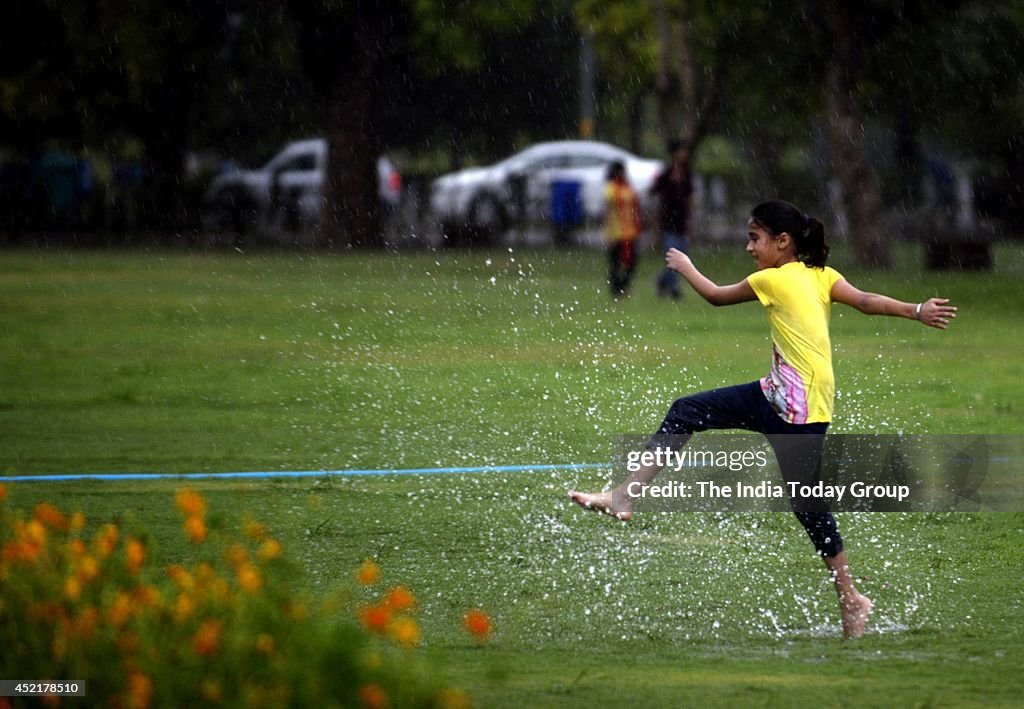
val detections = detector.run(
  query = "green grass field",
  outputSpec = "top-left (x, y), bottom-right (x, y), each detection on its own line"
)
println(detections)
top-left (2, 242), bottom-right (1023, 706)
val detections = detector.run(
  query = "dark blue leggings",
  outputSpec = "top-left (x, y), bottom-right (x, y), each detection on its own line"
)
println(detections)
top-left (651, 381), bottom-right (843, 558)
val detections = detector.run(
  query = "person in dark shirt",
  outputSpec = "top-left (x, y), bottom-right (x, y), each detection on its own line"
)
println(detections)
top-left (650, 140), bottom-right (694, 299)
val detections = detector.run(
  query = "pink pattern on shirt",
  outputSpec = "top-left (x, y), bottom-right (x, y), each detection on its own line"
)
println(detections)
top-left (760, 345), bottom-right (809, 424)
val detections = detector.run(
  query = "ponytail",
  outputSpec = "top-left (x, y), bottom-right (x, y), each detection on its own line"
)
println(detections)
top-left (800, 216), bottom-right (829, 268)
top-left (750, 200), bottom-right (830, 268)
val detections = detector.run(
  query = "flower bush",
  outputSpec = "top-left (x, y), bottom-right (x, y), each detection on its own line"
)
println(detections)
top-left (0, 483), bottom-right (475, 708)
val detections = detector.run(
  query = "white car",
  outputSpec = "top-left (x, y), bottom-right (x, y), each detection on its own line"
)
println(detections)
top-left (429, 140), bottom-right (663, 242)
top-left (202, 139), bottom-right (401, 232)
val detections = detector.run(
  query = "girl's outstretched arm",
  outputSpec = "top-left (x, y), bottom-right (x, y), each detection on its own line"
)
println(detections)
top-left (666, 248), bottom-right (757, 306)
top-left (831, 278), bottom-right (957, 330)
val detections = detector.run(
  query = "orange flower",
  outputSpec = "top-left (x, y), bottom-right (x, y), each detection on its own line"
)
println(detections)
top-left (193, 619), bottom-right (223, 656)
top-left (357, 559), bottom-right (381, 586)
top-left (173, 593), bottom-right (195, 622)
top-left (133, 584), bottom-right (162, 608)
top-left (255, 633), bottom-right (275, 655)
top-left (64, 576), bottom-right (82, 602)
top-left (384, 585), bottom-right (416, 612)
top-left (73, 606), bottom-right (100, 639)
top-left (125, 538), bottom-right (146, 574)
top-left (462, 609), bottom-right (493, 642)
top-left (388, 616), bottom-right (421, 648)
top-left (200, 679), bottom-right (223, 703)
top-left (69, 511), bottom-right (86, 533)
top-left (243, 519), bottom-right (269, 541)
top-left (68, 538), bottom-right (87, 559)
top-left (174, 488), bottom-right (206, 518)
top-left (126, 672), bottom-right (152, 709)
top-left (166, 564), bottom-right (194, 590)
top-left (33, 502), bottom-right (68, 531)
top-left (359, 683), bottom-right (389, 709)
top-left (226, 543), bottom-right (249, 567)
top-left (0, 482), bottom-right (7, 503)
top-left (184, 515), bottom-right (207, 544)
top-left (94, 523), bottom-right (119, 557)
top-left (359, 603), bottom-right (392, 634)
top-left (77, 555), bottom-right (99, 583)
top-left (108, 592), bottom-right (135, 627)
top-left (24, 519), bottom-right (47, 546)
top-left (258, 538), bottom-right (282, 562)
top-left (236, 563), bottom-right (262, 594)
top-left (435, 688), bottom-right (473, 709)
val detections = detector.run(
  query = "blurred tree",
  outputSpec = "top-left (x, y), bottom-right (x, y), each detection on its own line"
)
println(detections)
top-left (282, 0), bottom-right (539, 248)
top-left (0, 0), bottom-right (230, 230)
top-left (815, 0), bottom-right (890, 267)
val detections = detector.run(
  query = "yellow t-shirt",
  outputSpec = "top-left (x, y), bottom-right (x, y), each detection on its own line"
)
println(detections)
top-left (604, 182), bottom-right (640, 243)
top-left (746, 262), bottom-right (843, 424)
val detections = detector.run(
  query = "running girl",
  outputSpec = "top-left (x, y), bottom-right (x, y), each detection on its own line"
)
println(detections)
top-left (569, 199), bottom-right (957, 638)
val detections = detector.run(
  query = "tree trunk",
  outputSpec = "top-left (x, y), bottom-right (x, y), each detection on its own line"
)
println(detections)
top-left (654, 0), bottom-right (721, 150)
top-left (823, 0), bottom-right (890, 268)
top-left (654, 0), bottom-right (677, 142)
top-left (318, 12), bottom-right (383, 249)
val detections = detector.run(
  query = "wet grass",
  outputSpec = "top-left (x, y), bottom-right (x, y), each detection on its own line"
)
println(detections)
top-left (2, 242), bottom-right (1024, 705)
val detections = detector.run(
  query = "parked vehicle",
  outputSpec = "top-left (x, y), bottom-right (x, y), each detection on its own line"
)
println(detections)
top-left (201, 139), bottom-right (401, 232)
top-left (428, 140), bottom-right (663, 243)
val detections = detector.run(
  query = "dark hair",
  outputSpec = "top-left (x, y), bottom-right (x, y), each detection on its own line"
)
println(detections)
top-left (750, 199), bottom-right (829, 268)
top-left (606, 160), bottom-right (626, 181)
top-left (666, 139), bottom-right (688, 155)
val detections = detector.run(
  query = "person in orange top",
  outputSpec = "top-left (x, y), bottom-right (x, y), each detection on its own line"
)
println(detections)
top-left (604, 161), bottom-right (642, 297)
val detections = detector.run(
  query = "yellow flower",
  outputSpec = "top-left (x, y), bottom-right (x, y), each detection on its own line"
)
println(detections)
top-left (174, 488), bottom-right (206, 518)
top-left (357, 559), bottom-right (381, 586)
top-left (388, 616), bottom-right (421, 648)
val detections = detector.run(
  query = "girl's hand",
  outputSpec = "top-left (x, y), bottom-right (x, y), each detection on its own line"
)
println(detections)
top-left (919, 297), bottom-right (957, 329)
top-left (665, 248), bottom-right (692, 273)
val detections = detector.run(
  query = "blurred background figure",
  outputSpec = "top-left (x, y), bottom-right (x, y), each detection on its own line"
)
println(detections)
top-left (604, 160), bottom-right (642, 297)
top-left (650, 140), bottom-right (693, 299)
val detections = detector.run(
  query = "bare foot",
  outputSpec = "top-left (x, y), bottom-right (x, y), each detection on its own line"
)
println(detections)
top-left (841, 593), bottom-right (873, 639)
top-left (567, 490), bottom-right (633, 521)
